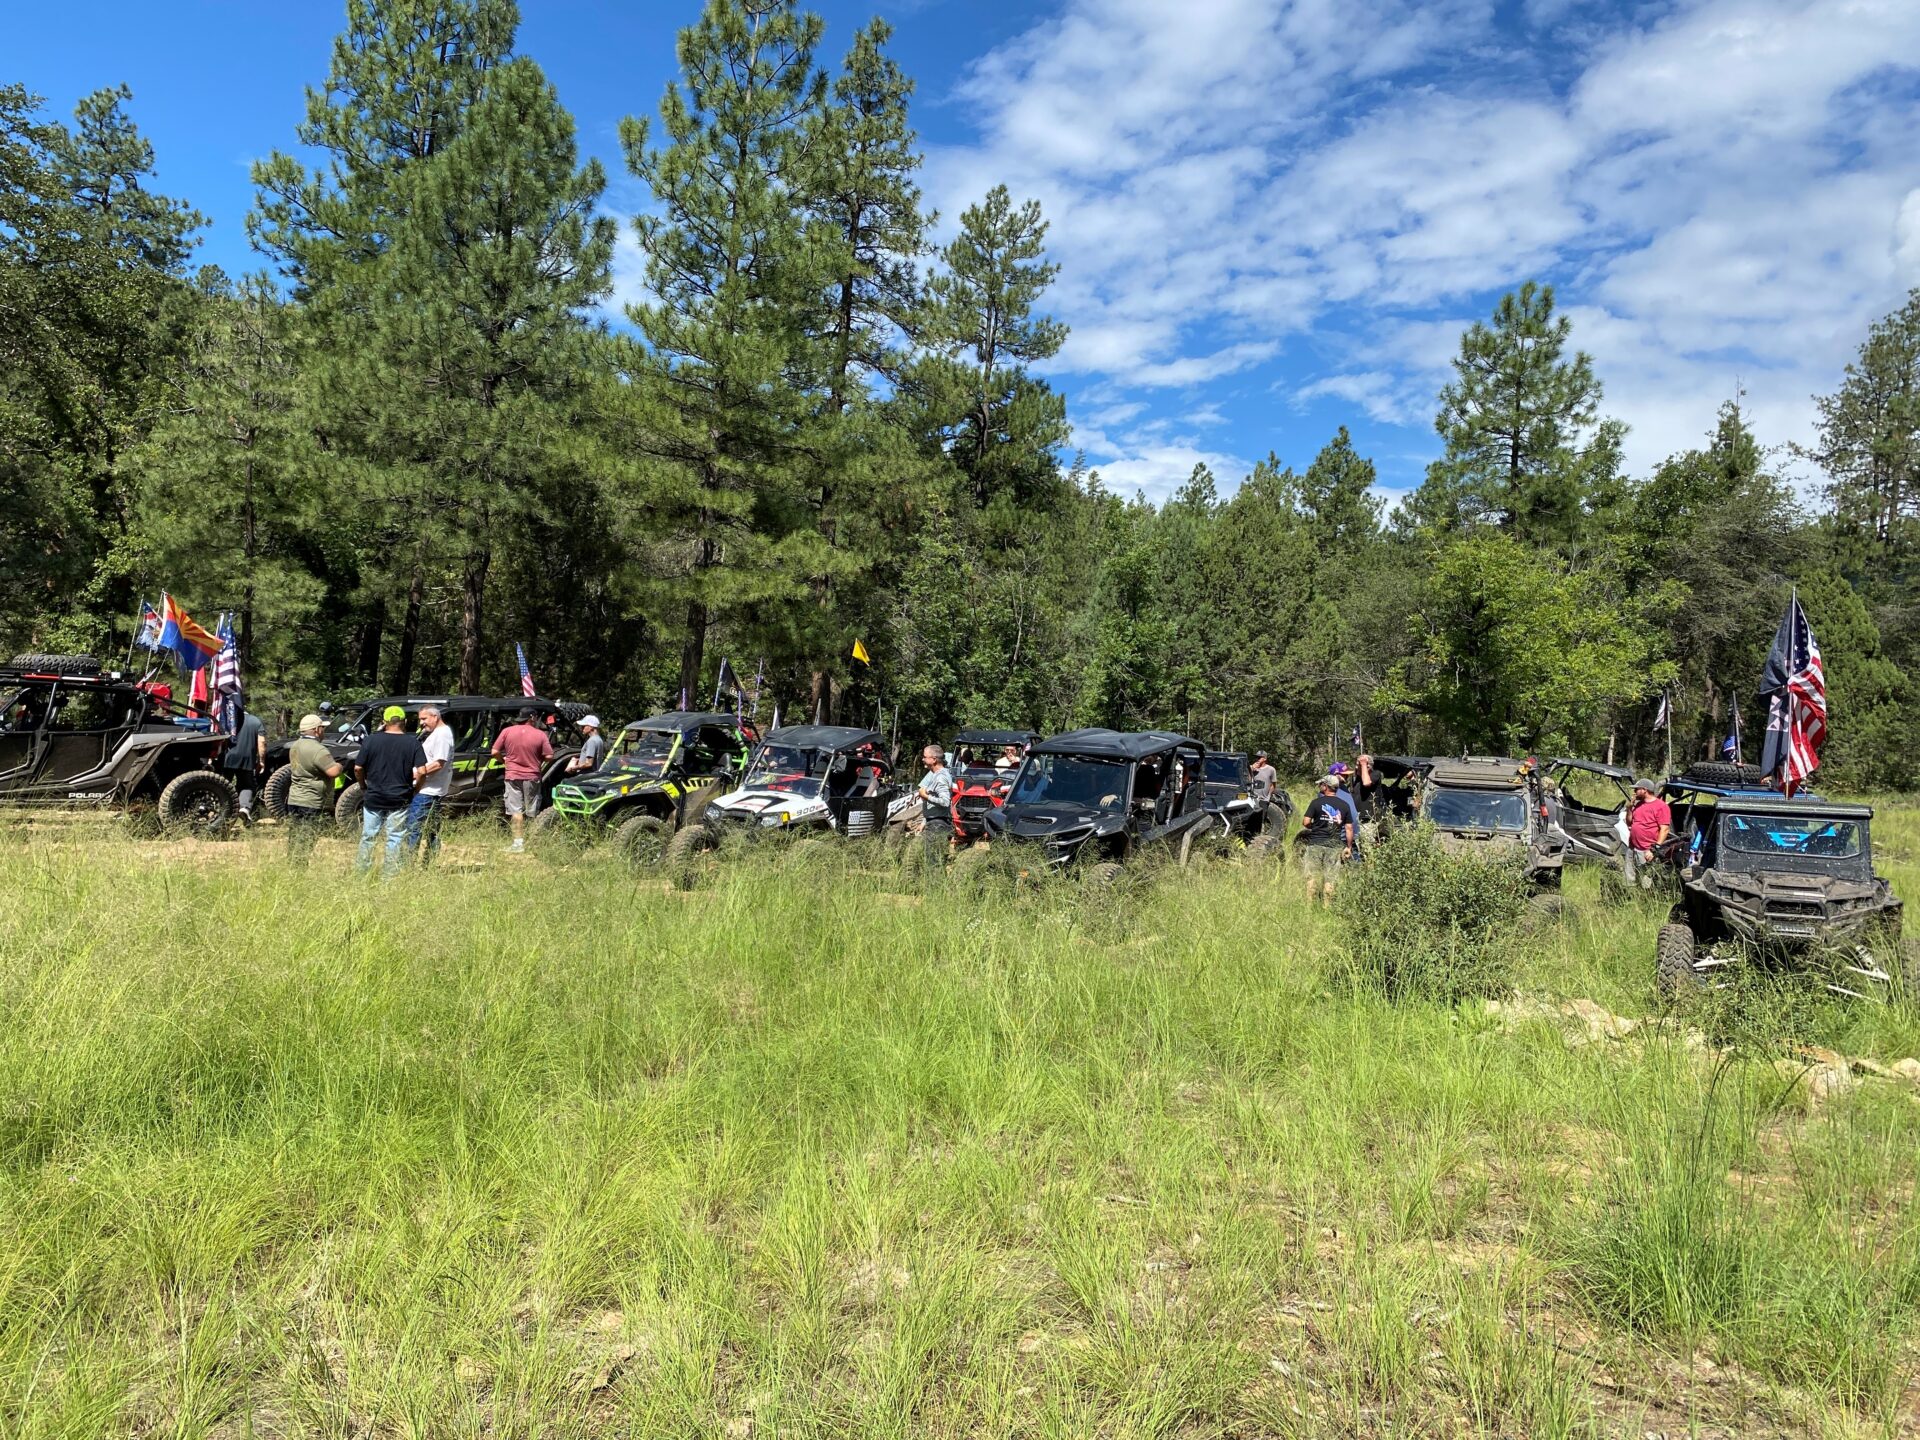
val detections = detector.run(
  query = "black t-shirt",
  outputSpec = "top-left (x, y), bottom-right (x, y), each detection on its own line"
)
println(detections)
top-left (1303, 793), bottom-right (1350, 845)
top-left (358, 729), bottom-right (426, 812)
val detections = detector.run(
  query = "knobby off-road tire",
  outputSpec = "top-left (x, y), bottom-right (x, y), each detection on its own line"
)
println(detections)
top-left (1656, 922), bottom-right (1703, 999)
top-left (7, 652), bottom-right (100, 675)
top-left (664, 821), bottom-right (720, 888)
top-left (1244, 833), bottom-right (1279, 864)
top-left (1087, 860), bottom-right (1125, 887)
top-left (260, 763), bottom-right (294, 820)
top-left (614, 813), bottom-right (668, 865)
top-left (527, 806), bottom-right (573, 852)
top-left (334, 781), bottom-right (365, 832)
top-left (157, 770), bottom-right (236, 836)
top-left (1524, 892), bottom-right (1567, 930)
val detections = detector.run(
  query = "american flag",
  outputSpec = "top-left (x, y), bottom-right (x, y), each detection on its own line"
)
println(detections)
top-left (1756, 595), bottom-right (1825, 793)
top-left (211, 613), bottom-right (242, 735)
top-left (515, 642), bottom-right (536, 698)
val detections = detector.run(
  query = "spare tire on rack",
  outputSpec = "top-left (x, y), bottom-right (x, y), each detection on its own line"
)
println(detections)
top-left (8, 653), bottom-right (102, 675)
top-left (1676, 761), bottom-right (1766, 788)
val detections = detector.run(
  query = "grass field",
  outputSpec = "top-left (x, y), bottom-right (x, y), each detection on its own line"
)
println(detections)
top-left (1, 804), bottom-right (1918, 1438)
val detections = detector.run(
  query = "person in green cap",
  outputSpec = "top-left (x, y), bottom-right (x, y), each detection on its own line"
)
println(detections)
top-left (354, 704), bottom-right (425, 877)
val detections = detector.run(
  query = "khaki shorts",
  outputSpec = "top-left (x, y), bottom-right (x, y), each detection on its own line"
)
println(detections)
top-left (1302, 844), bottom-right (1345, 882)
top-left (503, 779), bottom-right (542, 818)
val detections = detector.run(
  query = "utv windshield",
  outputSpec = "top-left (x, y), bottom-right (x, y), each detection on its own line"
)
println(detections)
top-left (1721, 813), bottom-right (1863, 858)
top-left (1425, 788), bottom-right (1527, 832)
top-left (1204, 756), bottom-right (1243, 784)
top-left (609, 729), bottom-right (679, 776)
top-left (1010, 754), bottom-right (1129, 812)
top-left (744, 743), bottom-right (828, 797)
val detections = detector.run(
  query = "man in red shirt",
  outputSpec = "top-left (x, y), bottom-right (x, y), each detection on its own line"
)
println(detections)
top-left (491, 707), bottom-right (554, 853)
top-left (1627, 779), bottom-right (1672, 866)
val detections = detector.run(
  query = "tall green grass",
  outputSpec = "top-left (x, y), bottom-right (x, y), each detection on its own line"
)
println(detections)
top-left (0, 814), bottom-right (1914, 1436)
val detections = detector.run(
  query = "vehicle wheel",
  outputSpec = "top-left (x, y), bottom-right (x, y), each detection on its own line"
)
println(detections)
top-left (1244, 833), bottom-right (1278, 863)
top-left (7, 652), bottom-right (100, 675)
top-left (527, 806), bottom-right (578, 853)
top-left (1656, 923), bottom-right (1703, 999)
top-left (664, 821), bottom-right (721, 888)
top-left (335, 782), bottom-right (365, 832)
top-left (156, 770), bottom-right (236, 836)
top-left (260, 763), bottom-right (294, 820)
top-left (1087, 860), bottom-right (1125, 887)
top-left (614, 813), bottom-right (669, 865)
top-left (1524, 892), bottom-right (1567, 930)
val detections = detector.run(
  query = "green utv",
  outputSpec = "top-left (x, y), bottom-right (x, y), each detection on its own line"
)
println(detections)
top-left (531, 711), bottom-right (757, 862)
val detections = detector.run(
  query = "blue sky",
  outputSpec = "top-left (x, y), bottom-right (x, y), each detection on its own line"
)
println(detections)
top-left (14, 0), bottom-right (1920, 502)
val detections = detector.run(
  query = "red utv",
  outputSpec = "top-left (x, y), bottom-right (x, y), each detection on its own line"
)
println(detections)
top-left (948, 728), bottom-right (1040, 844)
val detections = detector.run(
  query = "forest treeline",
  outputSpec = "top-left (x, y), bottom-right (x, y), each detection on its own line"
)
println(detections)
top-left (4, 0), bottom-right (1918, 783)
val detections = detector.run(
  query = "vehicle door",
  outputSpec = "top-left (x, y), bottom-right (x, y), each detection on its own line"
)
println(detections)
top-left (677, 724), bottom-right (739, 821)
top-left (1545, 759), bottom-right (1632, 862)
top-left (443, 707), bottom-right (499, 809)
top-left (0, 686), bottom-right (53, 792)
top-left (35, 685), bottom-right (137, 796)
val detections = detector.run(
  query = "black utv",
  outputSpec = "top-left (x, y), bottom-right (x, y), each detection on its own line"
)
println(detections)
top-left (534, 711), bottom-right (756, 861)
top-left (1541, 757), bottom-right (1634, 869)
top-left (0, 654), bottom-right (239, 833)
top-left (1198, 750), bottom-right (1291, 848)
top-left (982, 728), bottom-right (1215, 882)
top-left (1654, 775), bottom-right (1908, 1000)
top-left (1412, 757), bottom-right (1567, 894)
top-left (260, 695), bottom-right (588, 830)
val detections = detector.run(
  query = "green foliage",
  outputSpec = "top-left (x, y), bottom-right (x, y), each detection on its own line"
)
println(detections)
top-left (1330, 822), bottom-right (1533, 1002)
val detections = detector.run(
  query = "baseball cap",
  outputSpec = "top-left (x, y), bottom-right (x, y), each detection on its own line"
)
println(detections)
top-left (299, 712), bottom-right (325, 732)
top-left (1634, 777), bottom-right (1658, 792)
top-left (579, 714), bottom-right (600, 729)
top-left (1329, 761), bottom-right (1349, 776)
top-left (1319, 773), bottom-right (1340, 788)
top-left (382, 704), bottom-right (407, 723)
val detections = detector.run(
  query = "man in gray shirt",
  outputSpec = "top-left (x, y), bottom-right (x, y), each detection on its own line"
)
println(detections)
top-left (568, 715), bottom-right (606, 775)
top-left (917, 743), bottom-right (954, 859)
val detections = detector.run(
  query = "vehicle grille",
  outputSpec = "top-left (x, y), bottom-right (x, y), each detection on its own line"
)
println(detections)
top-left (1765, 899), bottom-right (1825, 919)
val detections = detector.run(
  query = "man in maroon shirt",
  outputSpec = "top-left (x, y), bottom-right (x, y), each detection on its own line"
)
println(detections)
top-left (1627, 779), bottom-right (1672, 867)
top-left (492, 707), bottom-right (554, 853)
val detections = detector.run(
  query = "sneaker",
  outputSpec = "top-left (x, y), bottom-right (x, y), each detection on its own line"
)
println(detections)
top-left (509, 839), bottom-right (525, 853)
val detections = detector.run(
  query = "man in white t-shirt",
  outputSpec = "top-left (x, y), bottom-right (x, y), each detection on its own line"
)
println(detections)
top-left (405, 706), bottom-right (457, 865)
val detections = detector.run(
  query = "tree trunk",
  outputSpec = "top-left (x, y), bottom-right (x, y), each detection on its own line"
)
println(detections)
top-left (240, 454), bottom-right (256, 665)
top-left (459, 548), bottom-right (489, 694)
top-left (678, 598), bottom-right (707, 709)
top-left (390, 553), bottom-right (427, 694)
top-left (355, 603), bottom-right (385, 686)
top-left (809, 669), bottom-right (833, 725)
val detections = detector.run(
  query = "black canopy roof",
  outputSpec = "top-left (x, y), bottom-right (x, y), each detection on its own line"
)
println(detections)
top-left (626, 711), bottom-right (742, 733)
top-left (1550, 756), bottom-right (1634, 780)
top-left (763, 724), bottom-right (884, 752)
top-left (951, 728), bottom-right (1039, 747)
top-left (1032, 728), bottom-right (1203, 761)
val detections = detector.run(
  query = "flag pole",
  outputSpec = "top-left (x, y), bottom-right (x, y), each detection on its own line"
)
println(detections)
top-left (1664, 691), bottom-right (1672, 778)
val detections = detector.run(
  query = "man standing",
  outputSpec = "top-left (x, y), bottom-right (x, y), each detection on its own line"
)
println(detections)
top-left (285, 712), bottom-right (342, 867)
top-left (1250, 749), bottom-right (1283, 832)
top-left (1300, 775), bottom-right (1354, 906)
top-left (493, 707), bottom-right (553, 852)
top-left (567, 715), bottom-right (606, 775)
top-left (222, 698), bottom-right (267, 823)
top-left (1626, 778), bottom-right (1673, 881)
top-left (355, 705), bottom-right (425, 877)
top-left (917, 743), bottom-right (955, 858)
top-left (405, 706), bottom-right (455, 865)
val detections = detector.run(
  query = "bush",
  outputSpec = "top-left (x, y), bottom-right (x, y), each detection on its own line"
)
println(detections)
top-left (1330, 822), bottom-right (1532, 1002)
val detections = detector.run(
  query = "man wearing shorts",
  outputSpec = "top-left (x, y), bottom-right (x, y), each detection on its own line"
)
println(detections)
top-left (1300, 775), bottom-right (1354, 907)
top-left (492, 707), bottom-right (553, 853)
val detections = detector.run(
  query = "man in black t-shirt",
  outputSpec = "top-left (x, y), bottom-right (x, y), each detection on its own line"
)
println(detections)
top-left (354, 705), bottom-right (427, 877)
top-left (1300, 775), bottom-right (1354, 906)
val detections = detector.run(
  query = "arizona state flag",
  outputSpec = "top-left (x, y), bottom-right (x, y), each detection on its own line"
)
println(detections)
top-left (851, 638), bottom-right (872, 665)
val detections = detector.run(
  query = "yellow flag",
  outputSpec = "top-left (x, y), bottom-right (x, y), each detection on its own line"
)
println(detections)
top-left (851, 638), bottom-right (872, 665)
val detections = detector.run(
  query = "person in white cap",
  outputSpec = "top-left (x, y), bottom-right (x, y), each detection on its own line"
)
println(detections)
top-left (567, 715), bottom-right (606, 775)
top-left (285, 712), bottom-right (342, 867)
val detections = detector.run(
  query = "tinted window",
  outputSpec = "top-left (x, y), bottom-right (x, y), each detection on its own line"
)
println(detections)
top-left (1424, 788), bottom-right (1526, 831)
top-left (1009, 754), bottom-right (1128, 811)
top-left (1204, 756), bottom-right (1243, 784)
top-left (1721, 813), bottom-right (1862, 858)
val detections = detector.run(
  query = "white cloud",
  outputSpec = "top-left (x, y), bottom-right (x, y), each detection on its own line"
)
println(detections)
top-left (931, 0), bottom-right (1920, 487)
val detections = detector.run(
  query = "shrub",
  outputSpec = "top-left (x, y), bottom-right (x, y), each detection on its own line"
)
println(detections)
top-left (1330, 821), bottom-right (1532, 1002)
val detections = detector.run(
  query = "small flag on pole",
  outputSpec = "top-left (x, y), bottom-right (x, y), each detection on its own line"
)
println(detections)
top-left (851, 638), bottom-right (871, 665)
top-left (157, 593), bottom-right (221, 671)
top-left (514, 642), bottom-right (536, 698)
top-left (1652, 692), bottom-right (1670, 731)
top-left (211, 613), bottom-right (242, 734)
top-left (714, 657), bottom-right (740, 709)
top-left (135, 600), bottom-right (164, 652)
top-left (1348, 724), bottom-right (1363, 748)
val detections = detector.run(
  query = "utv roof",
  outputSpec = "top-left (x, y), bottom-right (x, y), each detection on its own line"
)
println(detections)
top-left (763, 724), bottom-right (884, 752)
top-left (951, 728), bottom-right (1039, 747)
top-left (1425, 757), bottom-right (1529, 788)
top-left (1033, 728), bottom-right (1203, 761)
top-left (1370, 755), bottom-right (1429, 780)
top-left (1551, 756), bottom-right (1634, 780)
top-left (626, 711), bottom-right (742, 733)
top-left (1706, 793), bottom-right (1870, 819)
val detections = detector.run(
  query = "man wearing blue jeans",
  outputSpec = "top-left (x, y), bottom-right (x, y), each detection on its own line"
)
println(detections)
top-left (405, 705), bottom-right (456, 863)
top-left (355, 705), bottom-right (425, 877)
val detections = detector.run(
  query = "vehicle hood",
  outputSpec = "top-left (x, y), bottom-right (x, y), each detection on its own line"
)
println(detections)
top-left (993, 801), bottom-right (1121, 841)
top-left (710, 787), bottom-right (825, 818)
top-left (554, 764), bottom-right (665, 799)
